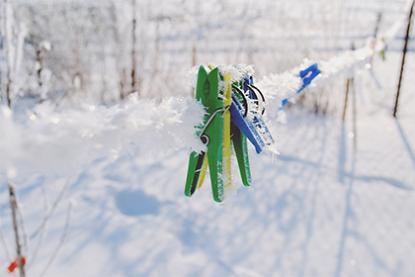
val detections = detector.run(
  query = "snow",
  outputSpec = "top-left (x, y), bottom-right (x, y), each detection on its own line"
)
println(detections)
top-left (0, 96), bottom-right (205, 178)
top-left (0, 0), bottom-right (415, 276)
top-left (0, 51), bottom-right (413, 276)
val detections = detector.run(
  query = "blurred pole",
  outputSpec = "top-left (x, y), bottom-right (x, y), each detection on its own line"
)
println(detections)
top-left (131, 0), bottom-right (138, 96)
top-left (190, 44), bottom-right (197, 97)
top-left (393, 0), bottom-right (414, 118)
top-left (191, 44), bottom-right (197, 67)
top-left (369, 12), bottom-right (382, 65)
top-left (154, 20), bottom-right (161, 76)
top-left (342, 78), bottom-right (351, 122)
top-left (351, 73), bottom-right (358, 152)
top-left (8, 183), bottom-right (25, 277)
top-left (2, 0), bottom-right (12, 108)
top-left (190, 0), bottom-right (199, 98)
top-left (342, 43), bottom-right (355, 122)
top-left (36, 48), bottom-right (44, 89)
top-left (373, 13), bottom-right (382, 38)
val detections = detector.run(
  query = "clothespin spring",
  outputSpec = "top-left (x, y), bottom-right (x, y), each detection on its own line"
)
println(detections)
top-left (198, 105), bottom-right (231, 145)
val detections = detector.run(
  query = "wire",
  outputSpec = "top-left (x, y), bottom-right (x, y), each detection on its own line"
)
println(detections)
top-left (27, 185), bottom-right (50, 269)
top-left (30, 179), bottom-right (71, 240)
top-left (0, 217), bottom-right (11, 262)
top-left (39, 202), bottom-right (72, 277)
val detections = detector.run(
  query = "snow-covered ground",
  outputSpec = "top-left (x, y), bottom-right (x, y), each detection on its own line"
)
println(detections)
top-left (1, 0), bottom-right (415, 276)
top-left (0, 50), bottom-right (414, 276)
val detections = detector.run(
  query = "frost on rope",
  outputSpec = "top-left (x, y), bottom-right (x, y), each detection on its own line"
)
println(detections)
top-left (188, 64), bottom-right (255, 90)
top-left (257, 39), bottom-right (387, 120)
top-left (0, 97), bottom-right (204, 179)
top-left (216, 64), bottom-right (255, 82)
top-left (256, 1), bottom-right (403, 115)
top-left (0, 20), bottom-right (399, 179)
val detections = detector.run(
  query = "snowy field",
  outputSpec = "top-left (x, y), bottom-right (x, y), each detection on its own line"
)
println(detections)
top-left (1, 55), bottom-right (414, 276)
top-left (1, 0), bottom-right (415, 277)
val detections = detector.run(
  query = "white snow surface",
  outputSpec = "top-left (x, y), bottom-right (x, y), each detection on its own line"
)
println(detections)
top-left (0, 51), bottom-right (414, 276)
top-left (0, 0), bottom-right (415, 275)
top-left (0, 96), bottom-right (205, 178)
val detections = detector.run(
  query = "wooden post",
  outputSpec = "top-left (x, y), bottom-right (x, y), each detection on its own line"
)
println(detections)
top-left (8, 183), bottom-right (25, 277)
top-left (5, 72), bottom-right (12, 108)
top-left (351, 77), bottom-right (358, 152)
top-left (2, 0), bottom-right (12, 108)
top-left (393, 0), bottom-right (414, 118)
top-left (342, 79), bottom-right (351, 122)
top-left (190, 44), bottom-right (197, 97)
top-left (191, 44), bottom-right (197, 67)
top-left (373, 13), bottom-right (382, 38)
top-left (369, 12), bottom-right (382, 65)
top-left (130, 0), bottom-right (138, 96)
top-left (342, 44), bottom-right (355, 122)
top-left (36, 48), bottom-right (44, 89)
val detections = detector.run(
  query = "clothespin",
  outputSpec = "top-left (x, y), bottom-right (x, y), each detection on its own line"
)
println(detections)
top-left (222, 72), bottom-right (233, 190)
top-left (280, 63), bottom-right (321, 109)
top-left (298, 63), bottom-right (321, 93)
top-left (185, 66), bottom-right (226, 202)
top-left (185, 66), bottom-right (274, 202)
top-left (231, 91), bottom-right (266, 154)
top-left (230, 87), bottom-right (252, 187)
top-left (232, 77), bottom-right (274, 153)
top-left (7, 256), bottom-right (26, 273)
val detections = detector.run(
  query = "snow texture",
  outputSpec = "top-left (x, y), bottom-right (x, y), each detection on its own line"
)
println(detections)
top-left (0, 96), bottom-right (204, 178)
top-left (0, 0), bottom-right (414, 276)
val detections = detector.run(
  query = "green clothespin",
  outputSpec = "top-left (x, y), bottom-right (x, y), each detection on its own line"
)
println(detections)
top-left (185, 66), bottom-right (259, 202)
top-left (185, 66), bottom-right (225, 202)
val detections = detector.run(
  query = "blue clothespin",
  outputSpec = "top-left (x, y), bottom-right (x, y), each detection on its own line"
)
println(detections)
top-left (280, 63), bottom-right (321, 108)
top-left (243, 76), bottom-right (255, 100)
top-left (297, 63), bottom-right (321, 93)
top-left (231, 77), bottom-right (274, 154)
top-left (230, 95), bottom-right (264, 153)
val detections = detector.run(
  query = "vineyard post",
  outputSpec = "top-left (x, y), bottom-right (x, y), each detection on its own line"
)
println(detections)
top-left (393, 0), bottom-right (414, 118)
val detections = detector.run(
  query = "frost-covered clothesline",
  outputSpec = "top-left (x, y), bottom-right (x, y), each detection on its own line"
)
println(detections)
top-left (257, 45), bottom-right (378, 112)
top-left (0, 98), bottom-right (204, 178)
top-left (0, 44), bottom-right (388, 179)
top-left (0, 47), bottom-right (399, 179)
top-left (1, 0), bottom-right (412, 179)
top-left (258, 0), bottom-right (412, 109)
top-left (0, 65), bottom-right (261, 179)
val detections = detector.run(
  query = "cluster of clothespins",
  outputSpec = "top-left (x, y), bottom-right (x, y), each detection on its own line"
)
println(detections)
top-left (184, 65), bottom-right (274, 202)
top-left (184, 63), bottom-right (321, 202)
